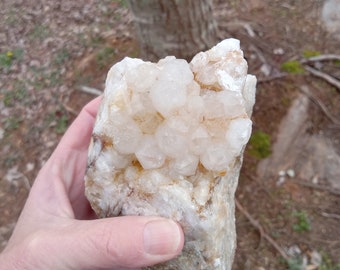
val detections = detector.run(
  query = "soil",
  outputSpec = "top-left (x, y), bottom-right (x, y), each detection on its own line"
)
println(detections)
top-left (0, 0), bottom-right (339, 269)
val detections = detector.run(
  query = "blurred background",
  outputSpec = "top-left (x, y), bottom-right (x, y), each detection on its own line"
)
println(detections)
top-left (0, 0), bottom-right (339, 269)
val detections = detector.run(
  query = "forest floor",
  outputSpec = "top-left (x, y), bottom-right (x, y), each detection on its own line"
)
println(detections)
top-left (0, 0), bottom-right (339, 269)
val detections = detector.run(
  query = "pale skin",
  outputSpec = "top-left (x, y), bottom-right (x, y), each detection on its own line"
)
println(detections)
top-left (0, 97), bottom-right (184, 270)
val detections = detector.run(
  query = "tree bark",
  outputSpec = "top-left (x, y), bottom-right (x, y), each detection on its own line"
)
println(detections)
top-left (128, 0), bottom-right (218, 61)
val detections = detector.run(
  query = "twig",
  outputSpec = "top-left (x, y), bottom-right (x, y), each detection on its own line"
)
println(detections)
top-left (248, 44), bottom-right (284, 79)
top-left (304, 65), bottom-right (340, 90)
top-left (243, 23), bottom-right (256, 38)
top-left (291, 179), bottom-right (340, 196)
top-left (62, 103), bottom-right (78, 116)
top-left (78, 85), bottom-right (102, 96)
top-left (58, 95), bottom-right (78, 116)
top-left (321, 212), bottom-right (340, 220)
top-left (235, 199), bottom-right (289, 260)
top-left (249, 44), bottom-right (268, 67)
top-left (300, 85), bottom-right (340, 125)
top-left (301, 54), bottom-right (340, 63)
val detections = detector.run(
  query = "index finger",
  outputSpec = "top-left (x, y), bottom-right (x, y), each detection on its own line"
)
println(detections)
top-left (26, 96), bottom-right (102, 219)
top-left (57, 96), bottom-right (102, 154)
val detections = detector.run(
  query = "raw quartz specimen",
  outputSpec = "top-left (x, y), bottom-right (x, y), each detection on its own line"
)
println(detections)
top-left (85, 38), bottom-right (256, 270)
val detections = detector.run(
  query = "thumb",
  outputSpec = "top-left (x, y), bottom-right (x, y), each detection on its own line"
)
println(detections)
top-left (40, 216), bottom-right (184, 269)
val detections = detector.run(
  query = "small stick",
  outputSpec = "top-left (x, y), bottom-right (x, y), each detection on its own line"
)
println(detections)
top-left (249, 44), bottom-right (268, 66)
top-left (300, 86), bottom-right (340, 125)
top-left (321, 212), bottom-right (340, 220)
top-left (243, 23), bottom-right (256, 38)
top-left (235, 199), bottom-right (289, 260)
top-left (304, 65), bottom-right (340, 90)
top-left (218, 21), bottom-right (257, 37)
top-left (301, 54), bottom-right (340, 63)
top-left (62, 103), bottom-right (78, 116)
top-left (218, 21), bottom-right (257, 30)
top-left (58, 95), bottom-right (78, 116)
top-left (78, 85), bottom-right (102, 96)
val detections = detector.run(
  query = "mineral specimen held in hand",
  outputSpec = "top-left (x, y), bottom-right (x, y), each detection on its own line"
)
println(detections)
top-left (85, 38), bottom-right (256, 270)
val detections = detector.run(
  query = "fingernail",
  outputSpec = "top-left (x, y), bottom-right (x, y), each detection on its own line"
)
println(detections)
top-left (143, 219), bottom-right (182, 255)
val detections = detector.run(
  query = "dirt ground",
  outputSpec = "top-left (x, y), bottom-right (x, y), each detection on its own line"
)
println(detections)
top-left (0, 0), bottom-right (339, 269)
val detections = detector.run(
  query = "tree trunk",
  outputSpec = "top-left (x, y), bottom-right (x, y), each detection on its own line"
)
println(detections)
top-left (128, 0), bottom-right (218, 61)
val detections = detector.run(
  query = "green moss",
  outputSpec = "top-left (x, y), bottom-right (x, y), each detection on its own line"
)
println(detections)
top-left (248, 130), bottom-right (271, 159)
top-left (0, 48), bottom-right (23, 71)
top-left (292, 211), bottom-right (311, 232)
top-left (12, 48), bottom-right (24, 60)
top-left (281, 60), bottom-right (304, 74)
top-left (4, 116), bottom-right (22, 130)
top-left (303, 50), bottom-right (321, 58)
top-left (115, 0), bottom-right (128, 8)
top-left (286, 256), bottom-right (304, 270)
top-left (0, 51), bottom-right (14, 70)
top-left (29, 25), bottom-right (50, 41)
top-left (44, 109), bottom-right (69, 135)
top-left (320, 252), bottom-right (340, 270)
top-left (3, 80), bottom-right (27, 107)
top-left (53, 48), bottom-right (70, 66)
top-left (55, 114), bottom-right (69, 134)
top-left (29, 67), bottom-right (63, 89)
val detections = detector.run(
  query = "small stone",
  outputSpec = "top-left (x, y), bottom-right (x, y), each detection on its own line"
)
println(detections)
top-left (309, 250), bottom-right (322, 267)
top-left (260, 63), bottom-right (271, 76)
top-left (29, 59), bottom-right (41, 68)
top-left (287, 245), bottom-right (302, 257)
top-left (278, 170), bottom-right (286, 177)
top-left (85, 38), bottom-right (256, 270)
top-left (273, 47), bottom-right (285, 55)
top-left (287, 169), bottom-right (295, 178)
top-left (276, 176), bottom-right (286, 186)
top-left (25, 162), bottom-right (35, 172)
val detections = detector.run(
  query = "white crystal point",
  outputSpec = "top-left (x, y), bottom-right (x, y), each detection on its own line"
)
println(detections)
top-left (150, 80), bottom-right (187, 117)
top-left (226, 118), bottom-right (253, 154)
top-left (170, 153), bottom-right (199, 176)
top-left (135, 135), bottom-right (165, 169)
top-left (243, 74), bottom-right (257, 117)
top-left (85, 38), bottom-right (256, 270)
top-left (155, 120), bottom-right (189, 158)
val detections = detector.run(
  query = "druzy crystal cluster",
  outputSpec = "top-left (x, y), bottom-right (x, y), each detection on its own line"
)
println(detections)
top-left (85, 38), bottom-right (256, 270)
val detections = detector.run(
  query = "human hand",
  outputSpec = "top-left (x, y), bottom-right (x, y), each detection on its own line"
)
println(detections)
top-left (0, 97), bottom-right (184, 270)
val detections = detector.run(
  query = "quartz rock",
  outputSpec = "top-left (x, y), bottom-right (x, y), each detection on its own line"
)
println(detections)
top-left (85, 38), bottom-right (256, 270)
